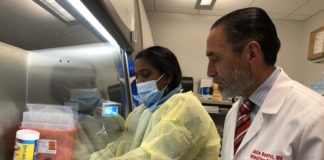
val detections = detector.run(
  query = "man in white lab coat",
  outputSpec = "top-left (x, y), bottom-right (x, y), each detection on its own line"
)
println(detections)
top-left (206, 7), bottom-right (324, 160)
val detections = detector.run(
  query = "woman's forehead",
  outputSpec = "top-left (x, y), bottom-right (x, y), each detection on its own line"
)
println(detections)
top-left (135, 58), bottom-right (156, 71)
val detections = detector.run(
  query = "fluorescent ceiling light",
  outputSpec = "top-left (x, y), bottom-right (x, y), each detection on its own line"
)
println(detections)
top-left (200, 0), bottom-right (212, 6)
top-left (33, 0), bottom-right (77, 24)
top-left (65, 0), bottom-right (120, 48)
top-left (195, 0), bottom-right (216, 10)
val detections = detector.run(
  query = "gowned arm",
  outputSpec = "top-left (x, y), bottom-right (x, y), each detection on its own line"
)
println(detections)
top-left (110, 120), bottom-right (194, 160)
top-left (90, 134), bottom-right (123, 160)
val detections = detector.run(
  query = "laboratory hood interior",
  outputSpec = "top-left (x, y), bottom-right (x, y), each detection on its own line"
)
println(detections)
top-left (0, 0), bottom-right (153, 159)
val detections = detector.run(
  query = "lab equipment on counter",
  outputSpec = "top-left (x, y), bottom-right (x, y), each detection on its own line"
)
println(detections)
top-left (195, 93), bottom-right (214, 102)
top-left (20, 104), bottom-right (76, 160)
top-left (101, 101), bottom-right (120, 117)
top-left (199, 78), bottom-right (213, 95)
top-left (213, 83), bottom-right (222, 102)
top-left (13, 129), bottom-right (40, 160)
top-left (181, 77), bottom-right (194, 92)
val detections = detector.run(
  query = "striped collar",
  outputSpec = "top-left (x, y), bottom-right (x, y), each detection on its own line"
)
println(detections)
top-left (248, 67), bottom-right (281, 107)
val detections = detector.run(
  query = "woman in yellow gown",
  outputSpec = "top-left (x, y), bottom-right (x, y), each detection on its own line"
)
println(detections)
top-left (90, 46), bottom-right (220, 160)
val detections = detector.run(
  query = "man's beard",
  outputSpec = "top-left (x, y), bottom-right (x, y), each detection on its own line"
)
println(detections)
top-left (213, 66), bottom-right (254, 98)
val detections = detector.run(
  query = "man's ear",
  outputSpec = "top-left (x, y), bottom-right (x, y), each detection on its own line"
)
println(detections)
top-left (246, 41), bottom-right (262, 63)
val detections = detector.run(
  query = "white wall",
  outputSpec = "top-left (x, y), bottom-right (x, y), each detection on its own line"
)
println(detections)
top-left (301, 10), bottom-right (324, 86)
top-left (137, 0), bottom-right (154, 48)
top-left (274, 20), bottom-right (304, 82)
top-left (147, 12), bottom-right (319, 92)
top-left (147, 13), bottom-right (217, 92)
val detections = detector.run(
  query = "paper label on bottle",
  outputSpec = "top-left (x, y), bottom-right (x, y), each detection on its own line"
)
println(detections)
top-left (13, 139), bottom-right (38, 160)
top-left (38, 139), bottom-right (57, 154)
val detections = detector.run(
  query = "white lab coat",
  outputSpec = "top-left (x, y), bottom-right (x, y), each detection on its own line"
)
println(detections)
top-left (221, 69), bottom-right (324, 160)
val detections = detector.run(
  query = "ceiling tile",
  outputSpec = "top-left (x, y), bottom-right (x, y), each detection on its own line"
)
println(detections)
top-left (199, 9), bottom-right (232, 16)
top-left (156, 6), bottom-right (199, 14)
top-left (251, 0), bottom-right (309, 15)
top-left (155, 0), bottom-right (196, 9)
top-left (293, 0), bottom-right (324, 15)
top-left (200, 9), bottom-right (291, 20)
top-left (285, 14), bottom-right (309, 20)
top-left (266, 12), bottom-right (287, 19)
top-left (213, 0), bottom-right (253, 11)
top-left (143, 0), bottom-right (324, 21)
top-left (199, 0), bottom-right (254, 17)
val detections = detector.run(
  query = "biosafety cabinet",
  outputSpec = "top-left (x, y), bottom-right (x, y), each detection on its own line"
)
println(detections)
top-left (0, 0), bottom-right (153, 159)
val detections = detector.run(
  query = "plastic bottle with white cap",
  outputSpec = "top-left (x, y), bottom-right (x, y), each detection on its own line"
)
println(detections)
top-left (13, 129), bottom-right (40, 160)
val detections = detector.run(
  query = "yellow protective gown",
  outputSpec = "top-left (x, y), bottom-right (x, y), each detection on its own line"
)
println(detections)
top-left (90, 91), bottom-right (220, 160)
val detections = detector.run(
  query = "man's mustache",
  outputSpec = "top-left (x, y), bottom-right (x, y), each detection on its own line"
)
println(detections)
top-left (212, 76), bottom-right (225, 84)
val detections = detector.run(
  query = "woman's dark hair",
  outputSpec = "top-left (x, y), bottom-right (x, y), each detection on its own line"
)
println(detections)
top-left (211, 7), bottom-right (281, 65)
top-left (135, 46), bottom-right (182, 92)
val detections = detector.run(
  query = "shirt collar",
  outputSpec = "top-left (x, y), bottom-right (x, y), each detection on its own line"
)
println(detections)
top-left (248, 67), bottom-right (281, 107)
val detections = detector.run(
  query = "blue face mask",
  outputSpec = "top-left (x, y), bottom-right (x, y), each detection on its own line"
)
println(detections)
top-left (136, 74), bottom-right (166, 108)
top-left (70, 88), bottom-right (102, 114)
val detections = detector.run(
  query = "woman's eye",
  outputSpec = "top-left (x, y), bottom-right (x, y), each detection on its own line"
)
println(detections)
top-left (135, 70), bottom-right (152, 81)
top-left (142, 74), bottom-right (150, 78)
top-left (141, 71), bottom-right (151, 78)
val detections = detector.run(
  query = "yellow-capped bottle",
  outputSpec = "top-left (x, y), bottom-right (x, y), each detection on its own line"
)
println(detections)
top-left (13, 129), bottom-right (40, 160)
